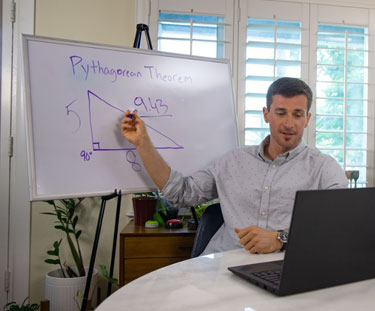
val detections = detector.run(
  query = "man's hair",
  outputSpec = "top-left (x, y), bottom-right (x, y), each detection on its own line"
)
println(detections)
top-left (266, 77), bottom-right (313, 113)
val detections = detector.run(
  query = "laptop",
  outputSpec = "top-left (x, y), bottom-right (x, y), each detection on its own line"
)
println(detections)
top-left (228, 188), bottom-right (375, 296)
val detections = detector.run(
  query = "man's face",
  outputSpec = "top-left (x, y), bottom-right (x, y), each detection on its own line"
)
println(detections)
top-left (263, 94), bottom-right (311, 154)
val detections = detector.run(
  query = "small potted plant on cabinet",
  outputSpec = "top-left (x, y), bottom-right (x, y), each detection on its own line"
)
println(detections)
top-left (132, 192), bottom-right (158, 226)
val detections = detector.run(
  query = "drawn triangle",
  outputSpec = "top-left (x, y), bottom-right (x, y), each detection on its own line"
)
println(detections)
top-left (88, 90), bottom-right (183, 151)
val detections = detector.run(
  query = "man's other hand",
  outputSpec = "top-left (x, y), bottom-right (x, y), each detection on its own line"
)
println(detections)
top-left (234, 226), bottom-right (282, 254)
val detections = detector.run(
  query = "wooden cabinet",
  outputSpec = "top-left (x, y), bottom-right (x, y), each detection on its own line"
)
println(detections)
top-left (119, 220), bottom-right (195, 285)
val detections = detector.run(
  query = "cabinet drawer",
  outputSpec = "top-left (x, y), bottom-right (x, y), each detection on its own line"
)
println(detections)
top-left (124, 235), bottom-right (195, 258)
top-left (123, 257), bottom-right (188, 284)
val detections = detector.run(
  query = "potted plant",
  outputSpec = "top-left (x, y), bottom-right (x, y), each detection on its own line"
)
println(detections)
top-left (42, 198), bottom-right (98, 311)
top-left (3, 297), bottom-right (39, 311)
top-left (132, 192), bottom-right (158, 226)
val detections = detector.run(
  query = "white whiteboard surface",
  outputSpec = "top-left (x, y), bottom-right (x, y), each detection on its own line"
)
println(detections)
top-left (23, 35), bottom-right (238, 201)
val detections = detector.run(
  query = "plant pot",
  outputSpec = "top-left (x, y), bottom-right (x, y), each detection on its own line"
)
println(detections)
top-left (132, 197), bottom-right (157, 226)
top-left (45, 268), bottom-right (98, 311)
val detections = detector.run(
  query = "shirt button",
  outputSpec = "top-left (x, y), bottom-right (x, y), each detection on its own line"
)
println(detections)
top-left (264, 186), bottom-right (269, 190)
top-left (261, 211), bottom-right (267, 217)
top-left (272, 164), bottom-right (277, 168)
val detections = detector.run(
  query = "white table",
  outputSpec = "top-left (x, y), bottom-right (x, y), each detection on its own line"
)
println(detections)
top-left (97, 249), bottom-right (375, 311)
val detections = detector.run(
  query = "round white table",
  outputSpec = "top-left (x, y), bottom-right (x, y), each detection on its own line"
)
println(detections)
top-left (97, 249), bottom-right (375, 311)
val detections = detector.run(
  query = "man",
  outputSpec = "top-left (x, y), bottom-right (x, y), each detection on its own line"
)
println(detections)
top-left (121, 77), bottom-right (347, 255)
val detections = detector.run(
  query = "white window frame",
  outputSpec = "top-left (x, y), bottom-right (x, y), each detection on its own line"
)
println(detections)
top-left (238, 0), bottom-right (309, 146)
top-left (308, 4), bottom-right (375, 186)
top-left (0, 0), bottom-right (35, 305)
top-left (149, 0), bottom-right (237, 100)
top-left (149, 0), bottom-right (235, 59)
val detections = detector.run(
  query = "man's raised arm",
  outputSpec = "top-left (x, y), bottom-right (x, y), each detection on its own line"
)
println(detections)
top-left (121, 110), bottom-right (171, 190)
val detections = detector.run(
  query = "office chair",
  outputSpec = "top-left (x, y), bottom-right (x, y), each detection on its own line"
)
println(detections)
top-left (191, 203), bottom-right (224, 258)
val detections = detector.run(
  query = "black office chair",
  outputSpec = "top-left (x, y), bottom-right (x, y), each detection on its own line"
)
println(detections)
top-left (190, 203), bottom-right (224, 258)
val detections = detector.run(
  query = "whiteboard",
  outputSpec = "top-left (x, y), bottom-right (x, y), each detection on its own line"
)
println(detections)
top-left (23, 35), bottom-right (238, 201)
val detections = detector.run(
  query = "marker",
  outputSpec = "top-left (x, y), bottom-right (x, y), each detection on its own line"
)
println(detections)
top-left (128, 110), bottom-right (137, 119)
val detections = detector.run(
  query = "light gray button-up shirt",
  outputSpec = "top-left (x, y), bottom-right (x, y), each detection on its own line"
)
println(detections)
top-left (160, 136), bottom-right (348, 255)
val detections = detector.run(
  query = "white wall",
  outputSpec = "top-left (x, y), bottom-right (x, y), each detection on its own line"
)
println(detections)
top-left (35, 0), bottom-right (137, 46)
top-left (29, 0), bottom-right (137, 304)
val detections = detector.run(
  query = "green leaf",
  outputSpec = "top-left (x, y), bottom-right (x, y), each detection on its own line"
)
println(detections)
top-left (56, 211), bottom-right (62, 221)
top-left (76, 230), bottom-right (82, 239)
top-left (45, 259), bottom-right (60, 265)
top-left (65, 265), bottom-right (78, 278)
top-left (153, 212), bottom-right (165, 226)
top-left (53, 240), bottom-right (62, 249)
top-left (133, 192), bottom-right (157, 198)
top-left (99, 264), bottom-right (108, 277)
top-left (72, 215), bottom-right (78, 228)
top-left (40, 212), bottom-right (56, 216)
top-left (47, 250), bottom-right (57, 256)
top-left (60, 199), bottom-right (69, 206)
top-left (66, 234), bottom-right (85, 276)
top-left (54, 225), bottom-right (66, 231)
top-left (99, 264), bottom-right (119, 287)
top-left (55, 206), bottom-right (67, 214)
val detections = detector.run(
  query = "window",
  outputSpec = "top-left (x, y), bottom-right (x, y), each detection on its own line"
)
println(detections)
top-left (149, 0), bottom-right (374, 186)
top-left (315, 24), bottom-right (368, 186)
top-left (158, 12), bottom-right (226, 58)
top-left (245, 18), bottom-right (302, 145)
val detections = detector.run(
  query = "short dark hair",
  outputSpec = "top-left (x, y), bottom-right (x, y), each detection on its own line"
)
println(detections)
top-left (266, 77), bottom-right (313, 113)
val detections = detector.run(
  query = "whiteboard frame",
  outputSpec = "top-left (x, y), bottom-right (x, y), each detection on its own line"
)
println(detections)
top-left (22, 34), bottom-right (239, 201)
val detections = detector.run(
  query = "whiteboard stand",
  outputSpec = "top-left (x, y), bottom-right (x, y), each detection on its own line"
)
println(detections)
top-left (81, 190), bottom-right (122, 311)
top-left (133, 23), bottom-right (153, 49)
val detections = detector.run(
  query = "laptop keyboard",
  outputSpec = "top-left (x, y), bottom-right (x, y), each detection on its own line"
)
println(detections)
top-left (253, 270), bottom-right (281, 286)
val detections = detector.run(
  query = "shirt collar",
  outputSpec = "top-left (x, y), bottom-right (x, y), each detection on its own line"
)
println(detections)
top-left (257, 135), bottom-right (306, 163)
top-left (257, 136), bottom-right (270, 161)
